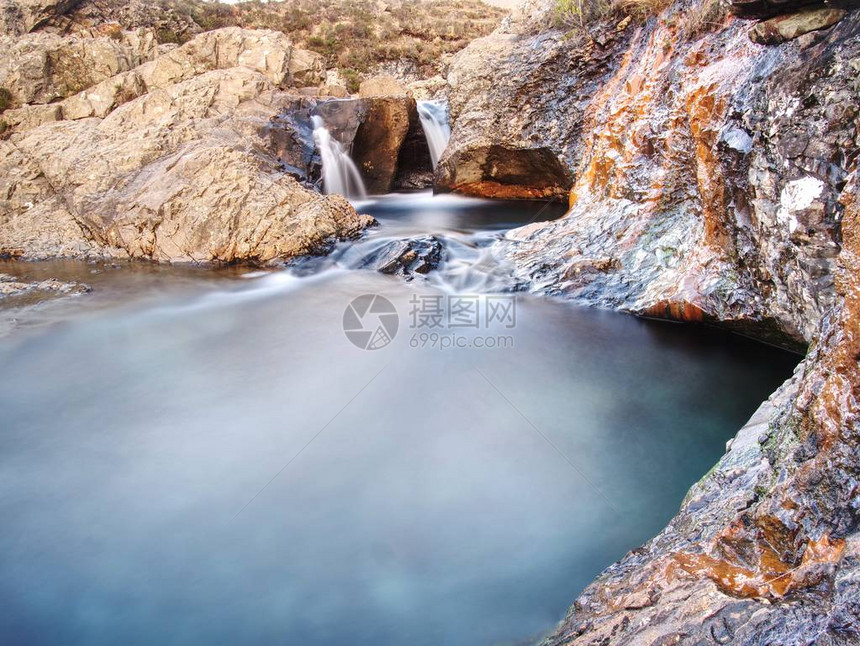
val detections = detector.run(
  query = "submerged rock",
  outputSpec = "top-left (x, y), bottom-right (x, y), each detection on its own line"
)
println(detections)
top-left (0, 272), bottom-right (90, 298)
top-left (346, 235), bottom-right (445, 279)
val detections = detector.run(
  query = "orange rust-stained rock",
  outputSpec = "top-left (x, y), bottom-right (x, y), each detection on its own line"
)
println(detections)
top-left (435, 145), bottom-right (572, 200)
top-left (674, 533), bottom-right (845, 599)
top-left (445, 180), bottom-right (568, 201)
top-left (443, 3), bottom-right (860, 643)
top-left (641, 300), bottom-right (707, 322)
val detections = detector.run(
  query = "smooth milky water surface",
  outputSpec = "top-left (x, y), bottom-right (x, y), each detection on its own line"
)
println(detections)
top-left (0, 194), bottom-right (798, 646)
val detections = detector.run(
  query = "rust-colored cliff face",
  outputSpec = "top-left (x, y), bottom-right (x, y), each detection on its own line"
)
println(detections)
top-left (541, 172), bottom-right (859, 646)
top-left (443, 0), bottom-right (860, 643)
top-left (444, 1), bottom-right (857, 348)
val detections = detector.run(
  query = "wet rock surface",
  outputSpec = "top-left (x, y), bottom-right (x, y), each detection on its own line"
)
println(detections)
top-left (394, 101), bottom-right (434, 190)
top-left (352, 96), bottom-right (414, 194)
top-left (540, 171), bottom-right (860, 646)
top-left (0, 271), bottom-right (90, 298)
top-left (346, 234), bottom-right (445, 279)
top-left (444, 1), bottom-right (860, 643)
top-left (306, 93), bottom-right (433, 195)
top-left (447, 2), bottom-right (859, 347)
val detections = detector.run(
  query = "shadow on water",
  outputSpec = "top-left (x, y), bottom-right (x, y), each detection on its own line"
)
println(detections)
top-left (0, 194), bottom-right (798, 646)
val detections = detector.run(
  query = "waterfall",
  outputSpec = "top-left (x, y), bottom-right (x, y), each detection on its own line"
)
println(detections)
top-left (311, 115), bottom-right (367, 199)
top-left (417, 101), bottom-right (451, 169)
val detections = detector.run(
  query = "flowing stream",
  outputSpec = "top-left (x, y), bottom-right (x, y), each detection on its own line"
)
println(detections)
top-left (0, 193), bottom-right (798, 646)
top-left (312, 115), bottom-right (367, 199)
top-left (417, 101), bottom-right (451, 168)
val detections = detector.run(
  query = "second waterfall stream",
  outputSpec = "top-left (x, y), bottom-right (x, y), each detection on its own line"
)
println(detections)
top-left (417, 100), bottom-right (451, 168)
top-left (311, 115), bottom-right (367, 199)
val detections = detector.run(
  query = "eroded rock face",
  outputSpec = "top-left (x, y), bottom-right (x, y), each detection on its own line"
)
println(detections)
top-left (436, 144), bottom-right (572, 199)
top-left (352, 96), bottom-right (413, 194)
top-left (542, 173), bottom-right (860, 646)
top-left (394, 103), bottom-right (434, 190)
top-left (0, 28), bottom-right (158, 105)
top-left (445, 1), bottom-right (860, 643)
top-left (749, 6), bottom-right (847, 44)
top-left (0, 28), bottom-right (371, 263)
top-left (3, 27), bottom-right (326, 131)
top-left (447, 3), bottom-right (858, 346)
top-left (0, 0), bottom-right (79, 35)
top-left (56, 0), bottom-right (202, 38)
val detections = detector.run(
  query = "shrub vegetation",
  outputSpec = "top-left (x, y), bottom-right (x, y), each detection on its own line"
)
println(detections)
top-left (168, 0), bottom-right (505, 81)
top-left (0, 87), bottom-right (12, 113)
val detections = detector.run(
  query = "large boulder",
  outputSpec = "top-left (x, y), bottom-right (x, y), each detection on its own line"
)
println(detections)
top-left (1, 65), bottom-right (372, 263)
top-left (0, 0), bottom-right (79, 35)
top-left (351, 96), bottom-right (414, 194)
top-left (435, 143), bottom-right (572, 199)
top-left (358, 75), bottom-right (407, 97)
top-left (0, 28), bottom-right (158, 105)
top-left (3, 27), bottom-right (327, 132)
top-left (749, 6), bottom-right (847, 44)
top-left (310, 94), bottom-right (424, 195)
top-left (438, 21), bottom-right (597, 200)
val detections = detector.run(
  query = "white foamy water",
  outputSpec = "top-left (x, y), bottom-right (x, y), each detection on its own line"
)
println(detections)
top-left (312, 115), bottom-right (367, 199)
top-left (417, 101), bottom-right (451, 168)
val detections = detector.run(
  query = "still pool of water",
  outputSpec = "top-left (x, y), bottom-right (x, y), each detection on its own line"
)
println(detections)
top-left (0, 194), bottom-right (797, 645)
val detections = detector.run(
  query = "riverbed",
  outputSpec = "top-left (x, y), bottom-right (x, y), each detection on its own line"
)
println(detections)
top-left (0, 193), bottom-right (798, 645)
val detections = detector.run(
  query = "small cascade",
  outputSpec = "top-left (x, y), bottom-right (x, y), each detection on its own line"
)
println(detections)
top-left (311, 115), bottom-right (367, 199)
top-left (417, 101), bottom-right (451, 168)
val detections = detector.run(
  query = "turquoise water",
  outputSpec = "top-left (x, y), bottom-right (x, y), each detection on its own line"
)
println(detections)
top-left (0, 195), bottom-right (797, 645)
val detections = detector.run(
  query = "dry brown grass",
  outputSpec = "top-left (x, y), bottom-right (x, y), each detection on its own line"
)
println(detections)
top-left (680, 0), bottom-right (729, 39)
top-left (555, 0), bottom-right (726, 39)
top-left (170, 0), bottom-right (505, 91)
top-left (613, 0), bottom-right (673, 18)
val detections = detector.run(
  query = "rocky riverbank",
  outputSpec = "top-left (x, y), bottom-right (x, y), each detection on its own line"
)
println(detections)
top-left (2, 0), bottom-right (859, 643)
top-left (0, 20), bottom-right (380, 263)
top-left (0, 1), bottom-right (448, 265)
top-left (439, 0), bottom-right (860, 643)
